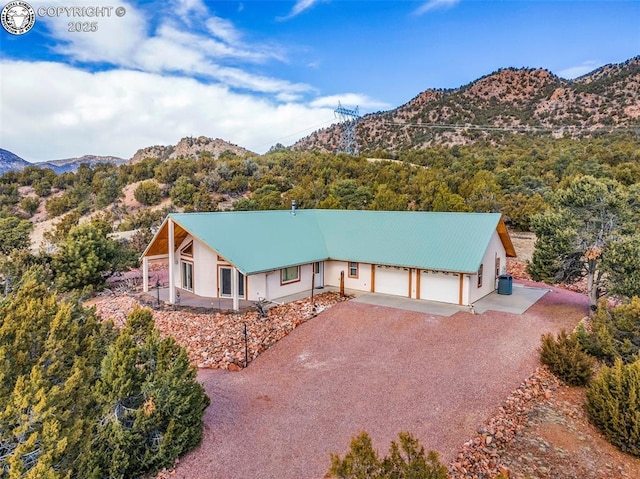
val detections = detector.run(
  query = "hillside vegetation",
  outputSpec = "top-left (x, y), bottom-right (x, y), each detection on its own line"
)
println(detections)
top-left (294, 57), bottom-right (640, 152)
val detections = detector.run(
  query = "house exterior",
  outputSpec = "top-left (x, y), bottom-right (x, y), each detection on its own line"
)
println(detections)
top-left (141, 209), bottom-right (516, 310)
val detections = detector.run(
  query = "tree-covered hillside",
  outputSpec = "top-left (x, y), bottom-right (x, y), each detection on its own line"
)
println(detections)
top-left (0, 132), bottom-right (637, 297)
top-left (294, 57), bottom-right (640, 153)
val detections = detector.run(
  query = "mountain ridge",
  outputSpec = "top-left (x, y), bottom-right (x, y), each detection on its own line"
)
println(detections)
top-left (293, 56), bottom-right (640, 153)
top-left (0, 149), bottom-right (127, 174)
top-left (2, 56), bottom-right (638, 172)
top-left (130, 136), bottom-right (253, 163)
top-left (0, 136), bottom-right (252, 174)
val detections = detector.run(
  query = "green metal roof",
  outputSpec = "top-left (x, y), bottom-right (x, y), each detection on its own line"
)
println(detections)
top-left (152, 210), bottom-right (511, 275)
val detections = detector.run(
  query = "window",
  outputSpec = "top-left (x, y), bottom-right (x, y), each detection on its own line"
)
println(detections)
top-left (219, 267), bottom-right (245, 297)
top-left (180, 241), bottom-right (193, 257)
top-left (314, 262), bottom-right (320, 274)
top-left (477, 264), bottom-right (483, 288)
top-left (281, 266), bottom-right (299, 284)
top-left (495, 257), bottom-right (501, 278)
top-left (181, 261), bottom-right (193, 292)
top-left (348, 262), bottom-right (358, 278)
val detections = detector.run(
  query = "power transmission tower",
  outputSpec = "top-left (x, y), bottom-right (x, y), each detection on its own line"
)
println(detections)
top-left (334, 102), bottom-right (360, 156)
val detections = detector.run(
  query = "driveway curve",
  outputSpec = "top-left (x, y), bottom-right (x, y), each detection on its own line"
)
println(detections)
top-left (172, 286), bottom-right (588, 479)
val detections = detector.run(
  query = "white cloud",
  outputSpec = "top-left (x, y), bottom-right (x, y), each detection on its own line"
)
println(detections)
top-left (32, 0), bottom-right (148, 64)
top-left (310, 93), bottom-right (391, 110)
top-left (0, 61), bottom-right (339, 161)
top-left (1, 2), bottom-right (390, 162)
top-left (172, 0), bottom-right (207, 19)
top-left (414, 0), bottom-right (461, 15)
top-left (278, 0), bottom-right (327, 21)
top-left (30, 0), bottom-right (295, 94)
top-left (205, 15), bottom-right (241, 44)
top-left (557, 60), bottom-right (601, 79)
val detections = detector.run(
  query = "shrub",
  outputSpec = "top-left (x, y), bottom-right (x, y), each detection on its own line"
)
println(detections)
top-left (540, 330), bottom-right (594, 386)
top-left (327, 431), bottom-right (447, 479)
top-left (578, 298), bottom-right (640, 365)
top-left (19, 196), bottom-right (40, 216)
top-left (134, 180), bottom-right (162, 206)
top-left (587, 359), bottom-right (640, 456)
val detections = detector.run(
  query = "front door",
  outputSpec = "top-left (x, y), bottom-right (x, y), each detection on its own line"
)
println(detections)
top-left (219, 267), bottom-right (245, 298)
top-left (314, 262), bottom-right (324, 288)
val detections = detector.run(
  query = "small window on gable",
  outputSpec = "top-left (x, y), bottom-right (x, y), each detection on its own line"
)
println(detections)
top-left (348, 262), bottom-right (358, 278)
top-left (281, 266), bottom-right (299, 284)
top-left (181, 241), bottom-right (193, 257)
top-left (477, 264), bottom-right (484, 288)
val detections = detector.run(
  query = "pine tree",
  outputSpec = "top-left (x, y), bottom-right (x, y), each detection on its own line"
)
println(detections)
top-left (83, 308), bottom-right (209, 478)
top-left (52, 223), bottom-right (117, 291)
top-left (1, 286), bottom-right (208, 479)
top-left (328, 431), bottom-right (447, 479)
top-left (0, 278), bottom-right (103, 478)
top-left (587, 359), bottom-right (640, 456)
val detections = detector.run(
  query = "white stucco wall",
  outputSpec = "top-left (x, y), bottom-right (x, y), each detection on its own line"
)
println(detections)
top-left (192, 240), bottom-right (218, 297)
top-left (325, 261), bottom-right (373, 292)
top-left (247, 273), bottom-right (267, 302)
top-left (468, 230), bottom-right (507, 304)
top-left (263, 263), bottom-right (315, 300)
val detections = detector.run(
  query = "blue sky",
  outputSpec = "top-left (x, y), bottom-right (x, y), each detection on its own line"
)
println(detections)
top-left (1, 0), bottom-right (638, 162)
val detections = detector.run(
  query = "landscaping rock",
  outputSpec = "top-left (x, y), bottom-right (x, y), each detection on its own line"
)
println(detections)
top-left (89, 291), bottom-right (346, 370)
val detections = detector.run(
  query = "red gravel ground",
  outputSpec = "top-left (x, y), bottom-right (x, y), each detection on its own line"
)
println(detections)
top-left (170, 285), bottom-right (588, 479)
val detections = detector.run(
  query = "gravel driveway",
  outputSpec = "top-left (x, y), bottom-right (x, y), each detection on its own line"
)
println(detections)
top-left (172, 286), bottom-right (588, 479)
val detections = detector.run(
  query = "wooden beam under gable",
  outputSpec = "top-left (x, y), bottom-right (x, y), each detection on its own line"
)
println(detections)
top-left (142, 218), bottom-right (189, 258)
top-left (497, 217), bottom-right (517, 258)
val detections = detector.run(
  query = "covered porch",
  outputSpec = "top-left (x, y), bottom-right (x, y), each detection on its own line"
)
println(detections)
top-left (141, 216), bottom-right (248, 310)
top-left (145, 286), bottom-right (256, 311)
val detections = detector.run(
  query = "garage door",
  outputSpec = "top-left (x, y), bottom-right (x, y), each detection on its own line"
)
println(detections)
top-left (420, 270), bottom-right (459, 304)
top-left (374, 265), bottom-right (409, 297)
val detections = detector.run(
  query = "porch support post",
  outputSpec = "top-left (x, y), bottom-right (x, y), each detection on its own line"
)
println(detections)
top-left (232, 267), bottom-right (239, 311)
top-left (168, 219), bottom-right (177, 304)
top-left (142, 256), bottom-right (149, 293)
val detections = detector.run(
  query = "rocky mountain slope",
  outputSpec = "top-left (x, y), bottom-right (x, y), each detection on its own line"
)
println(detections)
top-left (43, 155), bottom-right (128, 173)
top-left (294, 56), bottom-right (640, 153)
top-left (0, 149), bottom-right (31, 174)
top-left (0, 149), bottom-right (126, 174)
top-left (130, 136), bottom-right (253, 163)
top-left (1, 136), bottom-right (248, 174)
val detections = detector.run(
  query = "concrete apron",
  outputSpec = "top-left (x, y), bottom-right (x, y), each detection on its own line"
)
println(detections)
top-left (351, 282), bottom-right (549, 317)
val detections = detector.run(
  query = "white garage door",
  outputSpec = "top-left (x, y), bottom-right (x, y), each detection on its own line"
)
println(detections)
top-left (420, 270), bottom-right (460, 304)
top-left (374, 265), bottom-right (409, 297)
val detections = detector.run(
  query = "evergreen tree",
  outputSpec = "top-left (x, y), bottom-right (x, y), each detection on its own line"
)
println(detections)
top-left (83, 309), bottom-right (209, 478)
top-left (587, 359), bottom-right (640, 456)
top-left (328, 431), bottom-right (447, 479)
top-left (52, 223), bottom-right (117, 291)
top-left (0, 278), bottom-right (105, 478)
top-left (602, 236), bottom-right (640, 300)
top-left (1, 292), bottom-right (209, 479)
top-left (0, 216), bottom-right (33, 255)
top-left (528, 175), bottom-right (633, 307)
top-left (133, 181), bottom-right (162, 206)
